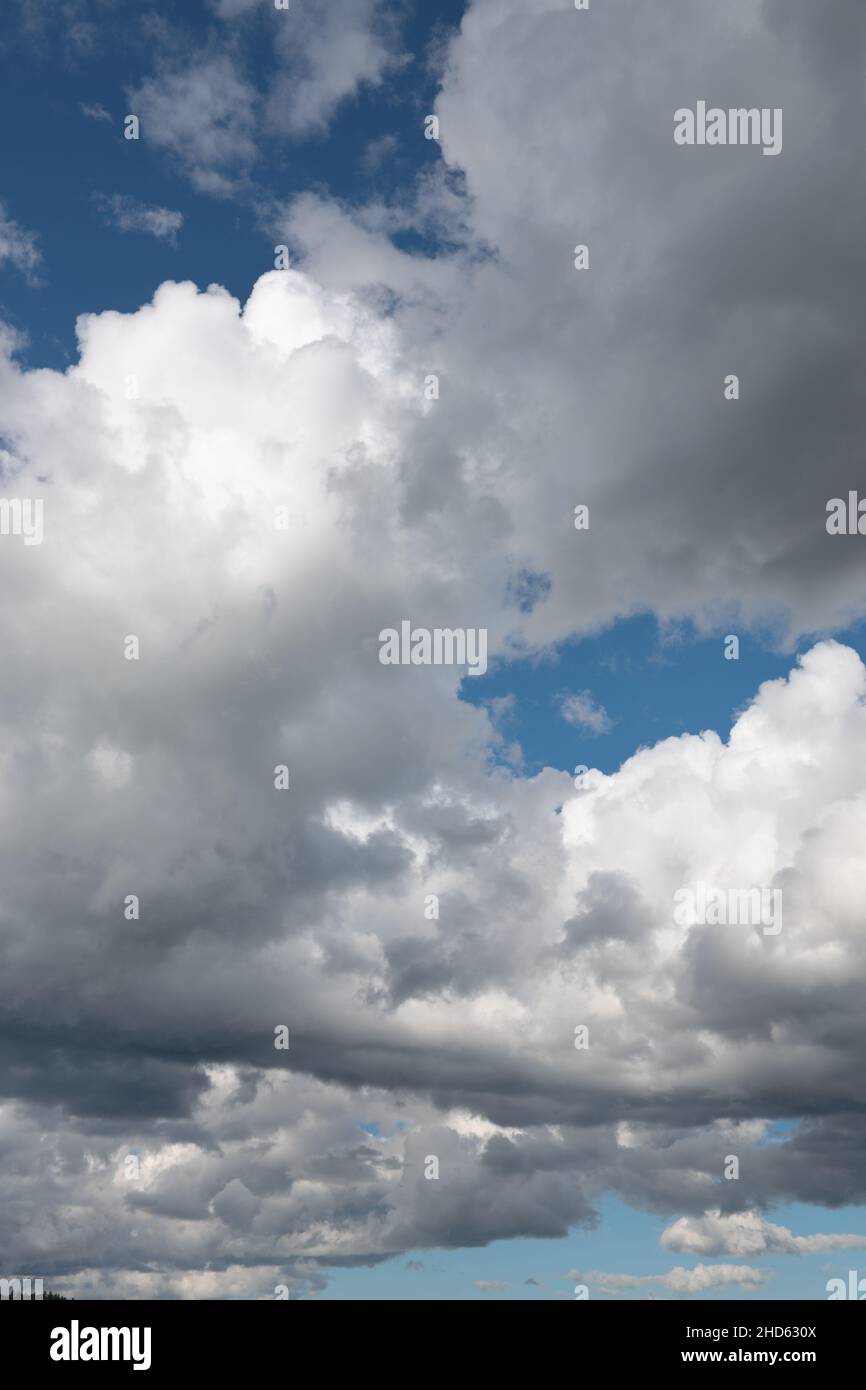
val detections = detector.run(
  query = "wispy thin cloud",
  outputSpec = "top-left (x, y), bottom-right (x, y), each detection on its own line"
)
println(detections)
top-left (80, 101), bottom-right (112, 123)
top-left (94, 193), bottom-right (184, 243)
top-left (0, 201), bottom-right (41, 281)
top-left (569, 1265), bottom-right (766, 1295)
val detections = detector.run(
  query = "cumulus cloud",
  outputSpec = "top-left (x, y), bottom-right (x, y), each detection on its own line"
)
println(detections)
top-left (3, 0), bottom-right (866, 1298)
top-left (3, 261), bottom-right (866, 1288)
top-left (1, 257), bottom-right (866, 1286)
top-left (662, 1210), bottom-right (866, 1259)
top-left (279, 0), bottom-right (866, 643)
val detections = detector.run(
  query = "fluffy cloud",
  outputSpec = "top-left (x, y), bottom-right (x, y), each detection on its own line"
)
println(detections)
top-left (127, 56), bottom-right (259, 197)
top-left (559, 691), bottom-right (613, 734)
top-left (1, 252), bottom-right (866, 1287)
top-left (280, 0), bottom-right (866, 644)
top-left (3, 0), bottom-right (866, 1297)
top-left (662, 1210), bottom-right (866, 1259)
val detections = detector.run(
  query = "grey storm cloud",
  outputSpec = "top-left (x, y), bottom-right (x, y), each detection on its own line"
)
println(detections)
top-left (1, 0), bottom-right (866, 1296)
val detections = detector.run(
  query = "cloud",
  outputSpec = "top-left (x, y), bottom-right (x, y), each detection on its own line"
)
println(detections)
top-left (476, 1279), bottom-right (508, 1294)
top-left (279, 0), bottom-right (866, 645)
top-left (80, 101), bottom-right (112, 123)
top-left (572, 1265), bottom-right (766, 1296)
top-left (266, 0), bottom-right (409, 139)
top-left (662, 1210), bottom-right (866, 1259)
top-left (559, 691), bottom-right (613, 735)
top-left (3, 262), bottom-right (866, 1286)
top-left (4, 0), bottom-right (866, 1297)
top-left (0, 201), bottom-right (41, 280)
top-left (127, 55), bottom-right (259, 196)
top-left (94, 194), bottom-right (184, 242)
top-left (9, 0), bottom-right (106, 56)
top-left (361, 134), bottom-right (400, 177)
top-left (664, 1264), bottom-right (766, 1294)
top-left (125, 2), bottom-right (408, 196)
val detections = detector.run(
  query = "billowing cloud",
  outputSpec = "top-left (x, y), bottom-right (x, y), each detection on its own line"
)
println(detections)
top-left (2, 0), bottom-right (866, 1298)
top-left (1, 253), bottom-right (866, 1288)
top-left (280, 0), bottom-right (866, 644)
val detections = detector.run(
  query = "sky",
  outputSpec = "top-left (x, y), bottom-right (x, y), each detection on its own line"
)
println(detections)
top-left (1, 0), bottom-right (866, 1302)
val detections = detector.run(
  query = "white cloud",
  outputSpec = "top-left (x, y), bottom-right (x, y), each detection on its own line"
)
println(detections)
top-left (128, 55), bottom-right (259, 196)
top-left (128, 3), bottom-right (407, 196)
top-left (662, 1210), bottom-right (866, 1259)
top-left (79, 101), bottom-right (112, 123)
top-left (571, 1264), bottom-right (766, 1295)
top-left (0, 202), bottom-right (40, 280)
top-left (4, 0), bottom-right (866, 1294)
top-left (95, 194), bottom-right (184, 242)
top-left (559, 690), bottom-right (613, 734)
top-left (663, 1264), bottom-right (766, 1294)
top-left (266, 0), bottom-right (408, 139)
top-left (3, 259), bottom-right (866, 1287)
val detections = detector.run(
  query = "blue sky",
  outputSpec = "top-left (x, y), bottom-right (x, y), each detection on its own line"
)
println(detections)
top-left (1, 0), bottom-right (866, 1301)
top-left (321, 1197), bottom-right (866, 1301)
top-left (462, 615), bottom-right (866, 779)
top-left (0, 0), bottom-right (464, 368)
